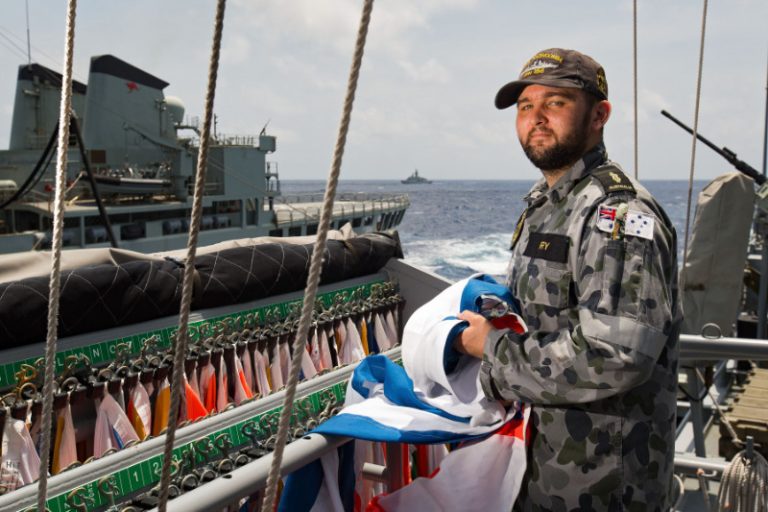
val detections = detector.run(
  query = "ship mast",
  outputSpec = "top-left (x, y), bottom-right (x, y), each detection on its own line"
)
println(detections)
top-left (25, 0), bottom-right (31, 66)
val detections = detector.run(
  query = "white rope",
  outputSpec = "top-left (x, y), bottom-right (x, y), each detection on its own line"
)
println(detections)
top-left (37, 0), bottom-right (77, 510)
top-left (157, 1), bottom-right (226, 510)
top-left (632, 0), bottom-right (639, 179)
top-left (718, 449), bottom-right (768, 511)
top-left (692, 368), bottom-right (768, 510)
top-left (682, 0), bottom-right (708, 268)
top-left (259, 1), bottom-right (375, 510)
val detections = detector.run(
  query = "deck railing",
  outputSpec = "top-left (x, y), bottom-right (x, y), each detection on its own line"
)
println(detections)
top-left (274, 193), bottom-right (410, 225)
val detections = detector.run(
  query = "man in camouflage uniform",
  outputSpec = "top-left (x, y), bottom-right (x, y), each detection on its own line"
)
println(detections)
top-left (454, 48), bottom-right (681, 511)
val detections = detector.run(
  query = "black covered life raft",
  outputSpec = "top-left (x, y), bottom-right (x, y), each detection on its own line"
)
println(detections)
top-left (0, 231), bottom-right (403, 348)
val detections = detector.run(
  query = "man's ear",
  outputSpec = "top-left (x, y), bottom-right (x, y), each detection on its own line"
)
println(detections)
top-left (592, 100), bottom-right (611, 130)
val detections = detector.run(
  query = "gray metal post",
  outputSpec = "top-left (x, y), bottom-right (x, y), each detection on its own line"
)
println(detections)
top-left (758, 221), bottom-right (768, 338)
top-left (759, 55), bottom-right (768, 336)
top-left (685, 367), bottom-right (708, 457)
top-left (385, 443), bottom-right (405, 493)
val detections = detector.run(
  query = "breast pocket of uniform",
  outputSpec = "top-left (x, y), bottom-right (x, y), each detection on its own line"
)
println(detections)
top-left (600, 238), bottom-right (648, 318)
top-left (526, 263), bottom-right (572, 309)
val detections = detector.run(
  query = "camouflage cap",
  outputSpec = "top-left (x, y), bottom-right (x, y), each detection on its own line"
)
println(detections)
top-left (495, 48), bottom-right (608, 109)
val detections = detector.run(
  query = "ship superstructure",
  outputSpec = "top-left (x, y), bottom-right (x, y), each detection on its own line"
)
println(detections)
top-left (0, 56), bottom-right (408, 253)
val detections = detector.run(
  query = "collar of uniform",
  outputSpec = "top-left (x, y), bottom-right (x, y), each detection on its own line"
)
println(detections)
top-left (523, 178), bottom-right (549, 205)
top-left (544, 143), bottom-right (608, 203)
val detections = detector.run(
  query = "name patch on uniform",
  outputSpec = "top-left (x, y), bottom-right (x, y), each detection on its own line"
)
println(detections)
top-left (523, 233), bottom-right (569, 262)
top-left (624, 210), bottom-right (655, 240)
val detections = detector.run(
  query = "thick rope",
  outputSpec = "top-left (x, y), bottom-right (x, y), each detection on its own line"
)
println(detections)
top-left (37, 1), bottom-right (77, 510)
top-left (692, 367), bottom-right (768, 510)
top-left (718, 449), bottom-right (768, 511)
top-left (157, 0), bottom-right (226, 510)
top-left (632, 0), bottom-right (639, 179)
top-left (682, 0), bottom-right (708, 268)
top-left (260, 1), bottom-right (375, 510)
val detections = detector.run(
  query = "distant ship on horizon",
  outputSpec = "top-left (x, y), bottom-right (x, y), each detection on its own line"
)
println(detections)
top-left (401, 169), bottom-right (432, 185)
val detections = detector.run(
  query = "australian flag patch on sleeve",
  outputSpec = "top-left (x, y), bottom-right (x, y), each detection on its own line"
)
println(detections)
top-left (596, 204), bottom-right (618, 234)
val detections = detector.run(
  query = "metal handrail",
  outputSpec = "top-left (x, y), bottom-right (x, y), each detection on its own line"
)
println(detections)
top-left (679, 334), bottom-right (768, 362)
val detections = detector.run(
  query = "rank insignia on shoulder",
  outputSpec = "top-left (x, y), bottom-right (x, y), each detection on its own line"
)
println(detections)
top-left (591, 167), bottom-right (636, 195)
top-left (624, 210), bottom-right (655, 240)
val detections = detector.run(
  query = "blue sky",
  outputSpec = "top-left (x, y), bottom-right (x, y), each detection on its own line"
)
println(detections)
top-left (0, 0), bottom-right (766, 181)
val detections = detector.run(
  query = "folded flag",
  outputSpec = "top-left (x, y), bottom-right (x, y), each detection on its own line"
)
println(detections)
top-left (319, 328), bottom-right (334, 370)
top-left (340, 318), bottom-right (365, 365)
top-left (52, 402), bottom-right (78, 474)
top-left (216, 355), bottom-right (230, 412)
top-left (199, 360), bottom-right (217, 413)
top-left (185, 375), bottom-right (209, 420)
top-left (373, 313), bottom-right (391, 352)
top-left (281, 274), bottom-right (529, 512)
top-left (126, 382), bottom-right (152, 441)
top-left (152, 377), bottom-right (171, 437)
top-left (254, 349), bottom-right (271, 396)
top-left (94, 394), bottom-right (139, 457)
top-left (310, 328), bottom-right (324, 372)
top-left (1, 418), bottom-right (41, 490)
top-left (242, 347), bottom-right (255, 392)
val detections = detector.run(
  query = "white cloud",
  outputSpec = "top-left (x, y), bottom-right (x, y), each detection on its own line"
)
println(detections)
top-left (398, 58), bottom-right (451, 84)
top-left (222, 34), bottom-right (252, 65)
top-left (270, 55), bottom-right (343, 91)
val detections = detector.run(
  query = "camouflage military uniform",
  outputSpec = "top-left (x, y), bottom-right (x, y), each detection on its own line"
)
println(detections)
top-left (479, 144), bottom-right (681, 511)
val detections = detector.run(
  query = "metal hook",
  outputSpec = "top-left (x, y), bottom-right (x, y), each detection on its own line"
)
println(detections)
top-left (16, 381), bottom-right (38, 401)
top-left (213, 432), bottom-right (233, 459)
top-left (66, 486), bottom-right (94, 512)
top-left (241, 420), bottom-right (262, 443)
top-left (97, 475), bottom-right (120, 509)
top-left (700, 323), bottom-right (722, 340)
top-left (194, 438), bottom-right (215, 464)
top-left (14, 364), bottom-right (37, 388)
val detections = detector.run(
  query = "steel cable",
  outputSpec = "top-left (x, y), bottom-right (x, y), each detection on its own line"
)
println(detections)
top-left (682, 0), bottom-right (708, 268)
top-left (632, 0), bottom-right (639, 179)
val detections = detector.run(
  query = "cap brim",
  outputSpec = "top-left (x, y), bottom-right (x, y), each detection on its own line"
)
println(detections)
top-left (494, 80), bottom-right (529, 110)
top-left (494, 77), bottom-right (593, 110)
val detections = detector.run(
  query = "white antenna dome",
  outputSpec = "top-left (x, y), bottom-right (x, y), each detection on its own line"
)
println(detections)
top-left (165, 96), bottom-right (185, 125)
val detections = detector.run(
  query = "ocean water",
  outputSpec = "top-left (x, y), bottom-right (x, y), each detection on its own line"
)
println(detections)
top-left (281, 179), bottom-right (708, 282)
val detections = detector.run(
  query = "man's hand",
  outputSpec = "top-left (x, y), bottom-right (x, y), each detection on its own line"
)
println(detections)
top-left (454, 310), bottom-right (492, 359)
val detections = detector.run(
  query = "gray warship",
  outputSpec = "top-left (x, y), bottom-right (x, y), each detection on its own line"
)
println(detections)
top-left (400, 169), bottom-right (431, 184)
top-left (0, 55), bottom-right (409, 254)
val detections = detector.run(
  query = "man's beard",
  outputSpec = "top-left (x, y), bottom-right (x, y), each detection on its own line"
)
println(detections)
top-left (521, 116), bottom-right (590, 172)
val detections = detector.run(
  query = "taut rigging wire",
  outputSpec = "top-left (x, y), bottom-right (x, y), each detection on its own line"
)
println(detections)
top-left (682, 0), bottom-right (709, 268)
top-left (632, 0), bottom-right (639, 179)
